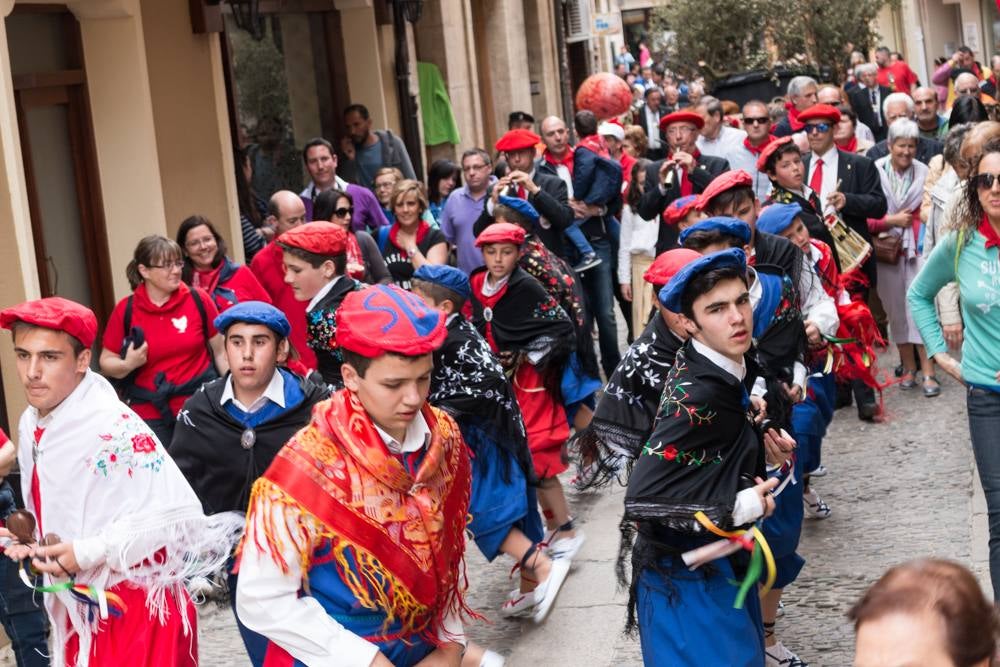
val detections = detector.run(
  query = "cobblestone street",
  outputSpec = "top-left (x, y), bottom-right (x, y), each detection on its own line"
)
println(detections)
top-left (1, 349), bottom-right (986, 667)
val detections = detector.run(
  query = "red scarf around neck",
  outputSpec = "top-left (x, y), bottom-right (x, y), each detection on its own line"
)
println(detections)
top-left (836, 136), bottom-right (858, 153)
top-left (389, 220), bottom-right (430, 250)
top-left (743, 134), bottom-right (777, 156)
top-left (784, 101), bottom-right (805, 132)
top-left (543, 146), bottom-right (576, 176)
top-left (469, 271), bottom-right (509, 351)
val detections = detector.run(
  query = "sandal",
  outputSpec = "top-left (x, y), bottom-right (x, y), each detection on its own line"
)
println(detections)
top-left (899, 372), bottom-right (917, 390)
top-left (923, 375), bottom-right (941, 398)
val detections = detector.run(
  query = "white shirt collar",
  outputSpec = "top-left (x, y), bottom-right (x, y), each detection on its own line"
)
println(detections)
top-left (814, 144), bottom-right (839, 164)
top-left (307, 275), bottom-right (342, 312)
top-left (691, 338), bottom-right (747, 382)
top-left (446, 312), bottom-right (460, 325)
top-left (220, 368), bottom-right (286, 413)
top-left (373, 411), bottom-right (431, 455)
top-left (481, 273), bottom-right (510, 297)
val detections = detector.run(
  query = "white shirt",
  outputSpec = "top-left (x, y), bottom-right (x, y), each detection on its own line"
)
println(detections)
top-left (306, 275), bottom-right (342, 312)
top-left (688, 339), bottom-right (764, 526)
top-left (220, 368), bottom-right (286, 413)
top-left (645, 105), bottom-right (662, 150)
top-left (806, 145), bottom-right (840, 216)
top-left (236, 410), bottom-right (465, 666)
top-left (726, 143), bottom-right (773, 202)
top-left (696, 125), bottom-right (748, 163)
top-left (299, 175), bottom-right (351, 200)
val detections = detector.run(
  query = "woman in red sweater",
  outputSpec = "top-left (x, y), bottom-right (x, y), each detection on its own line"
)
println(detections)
top-left (100, 235), bottom-right (228, 445)
top-left (176, 215), bottom-right (271, 312)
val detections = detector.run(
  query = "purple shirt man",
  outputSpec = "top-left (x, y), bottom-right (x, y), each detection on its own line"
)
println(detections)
top-left (299, 138), bottom-right (388, 232)
top-left (440, 149), bottom-right (495, 274)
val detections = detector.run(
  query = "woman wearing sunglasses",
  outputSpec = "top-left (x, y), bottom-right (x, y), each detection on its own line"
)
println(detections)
top-left (312, 189), bottom-right (391, 285)
top-left (910, 136), bottom-right (1000, 601)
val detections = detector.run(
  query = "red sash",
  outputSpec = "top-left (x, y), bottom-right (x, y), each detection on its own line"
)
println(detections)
top-left (470, 272), bottom-right (508, 352)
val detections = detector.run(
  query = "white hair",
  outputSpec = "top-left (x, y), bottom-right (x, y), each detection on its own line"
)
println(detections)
top-left (882, 92), bottom-right (915, 117)
top-left (887, 118), bottom-right (919, 144)
top-left (787, 76), bottom-right (817, 97)
top-left (854, 63), bottom-right (877, 79)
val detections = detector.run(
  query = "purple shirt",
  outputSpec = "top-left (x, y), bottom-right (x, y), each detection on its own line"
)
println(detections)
top-left (439, 182), bottom-right (491, 274)
top-left (300, 179), bottom-right (389, 233)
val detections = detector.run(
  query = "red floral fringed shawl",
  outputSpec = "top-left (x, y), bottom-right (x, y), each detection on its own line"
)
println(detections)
top-left (241, 389), bottom-right (475, 643)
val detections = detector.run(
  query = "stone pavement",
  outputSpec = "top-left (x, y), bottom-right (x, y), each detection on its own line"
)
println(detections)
top-left (0, 348), bottom-right (987, 666)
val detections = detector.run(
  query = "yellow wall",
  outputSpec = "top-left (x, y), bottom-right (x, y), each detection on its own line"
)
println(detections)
top-left (140, 0), bottom-right (240, 260)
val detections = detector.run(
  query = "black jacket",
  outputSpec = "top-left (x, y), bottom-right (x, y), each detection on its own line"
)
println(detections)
top-left (848, 85), bottom-right (893, 143)
top-left (474, 172), bottom-right (574, 258)
top-left (865, 136), bottom-right (943, 165)
top-left (169, 369), bottom-right (330, 514)
top-left (803, 149), bottom-right (887, 287)
top-left (535, 158), bottom-right (622, 242)
top-left (636, 154), bottom-right (730, 253)
top-left (635, 103), bottom-right (667, 160)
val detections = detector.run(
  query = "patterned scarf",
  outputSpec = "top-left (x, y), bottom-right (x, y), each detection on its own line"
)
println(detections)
top-left (243, 390), bottom-right (474, 643)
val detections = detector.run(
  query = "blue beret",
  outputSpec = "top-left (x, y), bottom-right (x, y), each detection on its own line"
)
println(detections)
top-left (213, 301), bottom-right (291, 338)
top-left (497, 196), bottom-right (540, 224)
top-left (658, 248), bottom-right (748, 314)
top-left (678, 216), bottom-right (752, 247)
top-left (413, 264), bottom-right (471, 300)
top-left (755, 203), bottom-right (803, 236)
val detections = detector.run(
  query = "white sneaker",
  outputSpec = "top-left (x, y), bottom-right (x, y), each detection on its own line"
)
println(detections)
top-left (546, 530), bottom-right (586, 561)
top-left (479, 649), bottom-right (506, 667)
top-left (765, 641), bottom-right (809, 667)
top-left (803, 490), bottom-right (832, 519)
top-left (499, 587), bottom-right (536, 618)
top-left (532, 557), bottom-right (571, 623)
top-left (808, 464), bottom-right (828, 478)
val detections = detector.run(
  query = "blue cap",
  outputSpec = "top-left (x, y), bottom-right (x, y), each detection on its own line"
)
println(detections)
top-left (214, 301), bottom-right (291, 338)
top-left (658, 248), bottom-right (748, 314)
top-left (678, 216), bottom-right (752, 247)
top-left (413, 264), bottom-right (471, 300)
top-left (755, 203), bottom-right (802, 236)
top-left (497, 196), bottom-right (540, 224)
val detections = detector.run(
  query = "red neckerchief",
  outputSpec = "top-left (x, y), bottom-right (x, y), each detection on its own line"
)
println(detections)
top-left (577, 134), bottom-right (610, 158)
top-left (979, 213), bottom-right (1000, 250)
top-left (784, 101), bottom-right (805, 132)
top-left (836, 136), bottom-right (858, 153)
top-left (389, 220), bottom-right (430, 250)
top-left (469, 271), bottom-right (509, 352)
top-left (668, 148), bottom-right (701, 196)
top-left (345, 232), bottom-right (364, 280)
top-left (543, 146), bottom-right (575, 176)
top-left (743, 134), bottom-right (776, 156)
top-left (248, 390), bottom-right (475, 643)
top-left (192, 263), bottom-right (224, 294)
top-left (31, 427), bottom-right (45, 536)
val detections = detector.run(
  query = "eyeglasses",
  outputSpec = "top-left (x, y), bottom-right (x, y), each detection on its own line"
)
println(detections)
top-left (374, 181), bottom-right (395, 191)
top-left (804, 122), bottom-right (831, 134)
top-left (185, 237), bottom-right (215, 249)
top-left (463, 163), bottom-right (489, 173)
top-left (956, 88), bottom-right (981, 96)
top-left (974, 172), bottom-right (1000, 190)
top-left (744, 117), bottom-right (770, 125)
top-left (333, 207), bottom-right (354, 218)
top-left (148, 261), bottom-right (185, 270)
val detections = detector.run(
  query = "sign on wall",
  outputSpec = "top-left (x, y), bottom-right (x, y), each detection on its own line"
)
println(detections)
top-left (594, 12), bottom-right (623, 36)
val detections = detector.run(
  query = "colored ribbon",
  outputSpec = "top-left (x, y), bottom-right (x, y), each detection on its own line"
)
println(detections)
top-left (691, 511), bottom-right (777, 606)
top-left (17, 563), bottom-right (126, 619)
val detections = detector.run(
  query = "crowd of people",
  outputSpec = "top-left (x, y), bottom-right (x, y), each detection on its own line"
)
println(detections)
top-left (0, 40), bottom-right (998, 667)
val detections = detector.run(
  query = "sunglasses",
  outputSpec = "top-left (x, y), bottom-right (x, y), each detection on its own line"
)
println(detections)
top-left (334, 207), bottom-right (354, 218)
top-left (744, 117), bottom-right (770, 125)
top-left (804, 123), bottom-right (831, 134)
top-left (974, 172), bottom-right (1000, 190)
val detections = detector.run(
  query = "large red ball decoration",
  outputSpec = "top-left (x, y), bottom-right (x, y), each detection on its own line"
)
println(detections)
top-left (575, 73), bottom-right (632, 120)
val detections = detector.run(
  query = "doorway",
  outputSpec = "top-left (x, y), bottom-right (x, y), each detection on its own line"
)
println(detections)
top-left (6, 6), bottom-right (113, 323)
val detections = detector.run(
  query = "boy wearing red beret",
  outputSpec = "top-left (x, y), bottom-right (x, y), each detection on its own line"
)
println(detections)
top-left (0, 297), bottom-right (240, 667)
top-left (236, 285), bottom-right (475, 666)
top-left (278, 221), bottom-right (361, 387)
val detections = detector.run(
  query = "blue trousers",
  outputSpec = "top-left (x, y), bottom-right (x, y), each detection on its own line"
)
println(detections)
top-left (0, 558), bottom-right (48, 667)
top-left (579, 236), bottom-right (621, 377)
top-left (968, 386), bottom-right (1000, 600)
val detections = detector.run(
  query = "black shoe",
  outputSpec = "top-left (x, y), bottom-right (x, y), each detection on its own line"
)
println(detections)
top-left (572, 253), bottom-right (602, 272)
top-left (894, 364), bottom-right (905, 378)
top-left (835, 383), bottom-right (853, 410)
top-left (857, 402), bottom-right (878, 421)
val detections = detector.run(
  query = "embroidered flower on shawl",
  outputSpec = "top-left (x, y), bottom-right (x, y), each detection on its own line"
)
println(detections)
top-left (88, 415), bottom-right (165, 478)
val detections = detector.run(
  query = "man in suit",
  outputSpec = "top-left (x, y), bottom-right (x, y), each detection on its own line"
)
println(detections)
top-left (473, 128), bottom-right (574, 259)
top-left (636, 110), bottom-right (729, 252)
top-left (864, 92), bottom-right (944, 164)
top-left (636, 87), bottom-right (667, 160)
top-left (800, 104), bottom-right (887, 420)
top-left (774, 76), bottom-right (818, 137)
top-left (848, 63), bottom-right (892, 143)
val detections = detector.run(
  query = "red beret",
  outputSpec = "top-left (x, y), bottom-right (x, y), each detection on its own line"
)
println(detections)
top-left (695, 170), bottom-right (754, 211)
top-left (336, 284), bottom-right (446, 357)
top-left (658, 110), bottom-right (705, 131)
top-left (797, 104), bottom-right (841, 124)
top-left (662, 194), bottom-right (699, 226)
top-left (278, 221), bottom-right (347, 256)
top-left (475, 222), bottom-right (526, 247)
top-left (0, 297), bottom-right (98, 348)
top-left (643, 248), bottom-right (703, 286)
top-left (755, 135), bottom-right (796, 172)
top-left (495, 129), bottom-right (541, 152)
